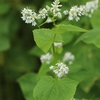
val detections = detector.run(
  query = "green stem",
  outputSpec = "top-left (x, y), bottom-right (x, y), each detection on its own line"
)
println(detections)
top-left (52, 34), bottom-right (57, 64)
top-left (53, 21), bottom-right (56, 27)
top-left (38, 21), bottom-right (46, 27)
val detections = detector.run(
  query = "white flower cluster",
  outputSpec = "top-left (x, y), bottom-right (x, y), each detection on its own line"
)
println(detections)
top-left (64, 0), bottom-right (98, 21)
top-left (63, 52), bottom-right (75, 65)
top-left (49, 51), bottom-right (74, 78)
top-left (50, 62), bottom-right (69, 78)
top-left (21, 0), bottom-right (62, 26)
top-left (50, 0), bottom-right (62, 18)
top-left (54, 42), bottom-right (62, 47)
top-left (40, 53), bottom-right (52, 64)
top-left (21, 8), bottom-right (38, 26)
top-left (21, 0), bottom-right (98, 26)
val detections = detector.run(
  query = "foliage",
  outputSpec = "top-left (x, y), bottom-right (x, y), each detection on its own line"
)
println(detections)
top-left (0, 0), bottom-right (100, 100)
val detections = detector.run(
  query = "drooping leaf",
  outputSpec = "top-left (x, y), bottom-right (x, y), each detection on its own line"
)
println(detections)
top-left (33, 76), bottom-right (78, 100)
top-left (33, 29), bottom-right (63, 53)
top-left (17, 73), bottom-right (37, 100)
top-left (52, 24), bottom-right (88, 34)
top-left (75, 29), bottom-right (100, 48)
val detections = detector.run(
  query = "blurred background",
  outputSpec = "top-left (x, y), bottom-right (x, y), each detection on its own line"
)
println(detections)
top-left (0, 0), bottom-right (100, 100)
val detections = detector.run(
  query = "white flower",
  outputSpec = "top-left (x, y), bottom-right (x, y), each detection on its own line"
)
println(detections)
top-left (51, 0), bottom-right (62, 12)
top-left (63, 52), bottom-right (75, 65)
top-left (63, 10), bottom-right (68, 15)
top-left (50, 0), bottom-right (62, 18)
top-left (50, 62), bottom-right (69, 78)
top-left (54, 42), bottom-right (62, 47)
top-left (68, 6), bottom-right (80, 21)
top-left (21, 8), bottom-right (37, 26)
top-left (40, 53), bottom-right (52, 64)
top-left (46, 17), bottom-right (52, 23)
top-left (50, 65), bottom-right (54, 70)
top-left (38, 8), bottom-right (48, 19)
top-left (84, 0), bottom-right (98, 17)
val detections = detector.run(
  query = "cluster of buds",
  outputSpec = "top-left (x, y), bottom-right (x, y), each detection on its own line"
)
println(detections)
top-left (50, 62), bottom-right (69, 78)
top-left (21, 0), bottom-right (99, 26)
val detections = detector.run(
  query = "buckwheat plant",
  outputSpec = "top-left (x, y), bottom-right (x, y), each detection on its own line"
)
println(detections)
top-left (19, 0), bottom-right (99, 100)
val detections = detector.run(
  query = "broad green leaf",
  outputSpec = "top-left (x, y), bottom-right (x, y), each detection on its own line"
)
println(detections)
top-left (33, 76), bottom-right (78, 100)
top-left (52, 24), bottom-right (88, 34)
top-left (75, 29), bottom-right (100, 48)
top-left (0, 36), bottom-right (10, 51)
top-left (17, 73), bottom-right (37, 100)
top-left (62, 32), bottom-right (74, 45)
top-left (33, 29), bottom-right (63, 53)
top-left (33, 29), bottom-right (54, 53)
top-left (91, 10), bottom-right (100, 28)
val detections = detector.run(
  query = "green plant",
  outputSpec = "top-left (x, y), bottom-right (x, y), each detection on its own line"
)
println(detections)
top-left (17, 0), bottom-right (100, 100)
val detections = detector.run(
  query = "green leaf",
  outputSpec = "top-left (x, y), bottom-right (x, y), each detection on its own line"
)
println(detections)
top-left (52, 24), bottom-right (88, 34)
top-left (75, 29), bottom-right (100, 48)
top-left (33, 76), bottom-right (78, 100)
top-left (17, 73), bottom-right (37, 100)
top-left (62, 32), bottom-right (74, 45)
top-left (33, 29), bottom-right (63, 53)
top-left (0, 36), bottom-right (10, 51)
top-left (91, 10), bottom-right (100, 28)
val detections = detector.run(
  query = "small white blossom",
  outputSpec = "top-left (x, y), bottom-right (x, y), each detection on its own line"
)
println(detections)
top-left (68, 6), bottom-right (80, 21)
top-left (54, 42), bottom-right (62, 47)
top-left (63, 10), bottom-right (68, 15)
top-left (50, 62), bottom-right (69, 78)
top-left (50, 0), bottom-right (62, 18)
top-left (50, 65), bottom-right (54, 70)
top-left (21, 8), bottom-right (37, 26)
top-left (40, 53), bottom-right (52, 64)
top-left (38, 8), bottom-right (48, 19)
top-left (84, 0), bottom-right (98, 17)
top-left (63, 52), bottom-right (75, 65)
top-left (46, 17), bottom-right (52, 23)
